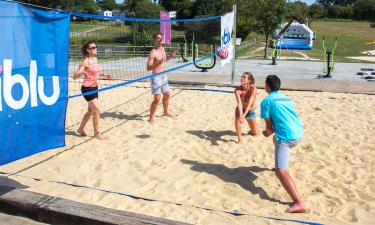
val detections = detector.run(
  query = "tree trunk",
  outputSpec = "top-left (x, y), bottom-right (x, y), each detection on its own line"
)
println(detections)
top-left (264, 34), bottom-right (269, 59)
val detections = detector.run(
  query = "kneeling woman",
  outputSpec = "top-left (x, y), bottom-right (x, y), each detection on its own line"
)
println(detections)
top-left (74, 41), bottom-right (112, 140)
top-left (234, 72), bottom-right (259, 143)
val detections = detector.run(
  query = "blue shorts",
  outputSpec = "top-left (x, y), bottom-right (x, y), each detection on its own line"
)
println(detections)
top-left (151, 75), bottom-right (170, 95)
top-left (275, 138), bottom-right (302, 169)
top-left (245, 110), bottom-right (256, 120)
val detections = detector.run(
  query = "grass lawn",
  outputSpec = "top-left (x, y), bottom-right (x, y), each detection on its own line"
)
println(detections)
top-left (308, 19), bottom-right (374, 63)
top-left (237, 20), bottom-right (375, 63)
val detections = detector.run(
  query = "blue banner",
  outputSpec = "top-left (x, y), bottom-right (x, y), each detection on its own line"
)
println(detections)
top-left (0, 1), bottom-right (70, 165)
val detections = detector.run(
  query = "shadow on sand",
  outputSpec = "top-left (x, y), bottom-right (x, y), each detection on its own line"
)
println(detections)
top-left (186, 130), bottom-right (237, 146)
top-left (181, 159), bottom-right (288, 205)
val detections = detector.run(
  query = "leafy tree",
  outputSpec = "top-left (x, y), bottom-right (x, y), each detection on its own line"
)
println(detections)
top-left (74, 0), bottom-right (100, 14)
top-left (121, 0), bottom-right (162, 45)
top-left (97, 0), bottom-right (118, 11)
top-left (222, 0), bottom-right (257, 41)
top-left (254, 0), bottom-right (287, 58)
top-left (18, 0), bottom-right (100, 13)
top-left (191, 0), bottom-right (223, 17)
top-left (317, 0), bottom-right (335, 6)
top-left (287, 1), bottom-right (309, 19)
top-left (353, 0), bottom-right (375, 21)
top-left (318, 0), bottom-right (356, 6)
top-left (159, 0), bottom-right (193, 18)
top-left (308, 3), bottom-right (325, 18)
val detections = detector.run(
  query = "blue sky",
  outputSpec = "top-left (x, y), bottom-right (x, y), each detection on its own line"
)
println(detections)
top-left (115, 0), bottom-right (316, 5)
top-left (292, 0), bottom-right (316, 5)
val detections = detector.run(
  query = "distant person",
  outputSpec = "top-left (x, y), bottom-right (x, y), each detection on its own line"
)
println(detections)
top-left (147, 32), bottom-right (177, 124)
top-left (234, 72), bottom-right (259, 143)
top-left (261, 75), bottom-right (307, 213)
top-left (74, 41), bottom-right (112, 140)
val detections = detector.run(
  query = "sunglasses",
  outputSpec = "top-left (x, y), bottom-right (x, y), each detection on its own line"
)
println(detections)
top-left (88, 46), bottom-right (97, 50)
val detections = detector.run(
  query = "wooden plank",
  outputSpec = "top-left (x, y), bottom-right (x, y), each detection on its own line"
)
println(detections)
top-left (39, 197), bottom-right (191, 225)
top-left (0, 185), bottom-right (191, 225)
top-left (0, 185), bottom-right (50, 217)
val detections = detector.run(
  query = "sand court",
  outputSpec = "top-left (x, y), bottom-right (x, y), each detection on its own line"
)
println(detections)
top-left (1, 82), bottom-right (375, 225)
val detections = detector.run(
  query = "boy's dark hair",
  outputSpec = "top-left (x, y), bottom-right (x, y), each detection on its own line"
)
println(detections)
top-left (265, 75), bottom-right (281, 91)
top-left (153, 32), bottom-right (163, 39)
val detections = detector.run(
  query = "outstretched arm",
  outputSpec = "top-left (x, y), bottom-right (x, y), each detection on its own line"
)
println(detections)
top-left (166, 49), bottom-right (177, 61)
top-left (100, 72), bottom-right (112, 80)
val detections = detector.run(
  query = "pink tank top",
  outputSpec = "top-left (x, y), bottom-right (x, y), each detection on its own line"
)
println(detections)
top-left (82, 62), bottom-right (101, 87)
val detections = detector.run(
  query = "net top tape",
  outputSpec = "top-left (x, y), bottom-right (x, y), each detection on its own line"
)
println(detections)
top-left (1, 0), bottom-right (221, 22)
top-left (53, 9), bottom-right (221, 23)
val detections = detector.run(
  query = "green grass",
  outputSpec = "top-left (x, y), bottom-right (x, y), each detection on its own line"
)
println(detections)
top-left (238, 20), bottom-right (375, 63)
top-left (308, 20), bottom-right (374, 63)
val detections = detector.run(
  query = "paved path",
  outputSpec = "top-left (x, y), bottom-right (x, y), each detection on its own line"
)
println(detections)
top-left (168, 59), bottom-right (375, 94)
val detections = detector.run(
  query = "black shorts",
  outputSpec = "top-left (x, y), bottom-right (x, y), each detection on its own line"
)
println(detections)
top-left (81, 86), bottom-right (98, 101)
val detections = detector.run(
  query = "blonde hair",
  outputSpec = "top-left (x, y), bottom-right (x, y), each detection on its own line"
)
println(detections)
top-left (243, 72), bottom-right (255, 84)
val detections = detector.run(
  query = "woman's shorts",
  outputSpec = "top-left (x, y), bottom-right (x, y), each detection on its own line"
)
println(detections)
top-left (81, 86), bottom-right (98, 101)
top-left (245, 110), bottom-right (256, 120)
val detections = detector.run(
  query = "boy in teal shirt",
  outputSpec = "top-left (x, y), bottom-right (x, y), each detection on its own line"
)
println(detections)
top-left (261, 75), bottom-right (307, 213)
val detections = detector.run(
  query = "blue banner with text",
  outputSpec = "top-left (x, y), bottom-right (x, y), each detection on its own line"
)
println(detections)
top-left (0, 1), bottom-right (70, 165)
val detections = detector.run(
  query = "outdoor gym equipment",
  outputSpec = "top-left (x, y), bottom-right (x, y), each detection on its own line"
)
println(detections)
top-left (318, 37), bottom-right (338, 78)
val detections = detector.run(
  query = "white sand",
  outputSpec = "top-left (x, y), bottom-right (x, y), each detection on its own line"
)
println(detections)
top-left (1, 83), bottom-right (375, 225)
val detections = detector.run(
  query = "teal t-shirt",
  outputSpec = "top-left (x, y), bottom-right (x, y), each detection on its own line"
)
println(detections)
top-left (260, 91), bottom-right (303, 142)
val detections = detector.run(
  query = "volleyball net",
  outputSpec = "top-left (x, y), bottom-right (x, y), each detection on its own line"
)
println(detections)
top-left (65, 11), bottom-right (221, 97)
top-left (0, 0), bottom-right (232, 165)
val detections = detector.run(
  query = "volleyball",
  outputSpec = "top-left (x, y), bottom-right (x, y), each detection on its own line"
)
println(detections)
top-left (215, 46), bottom-right (229, 60)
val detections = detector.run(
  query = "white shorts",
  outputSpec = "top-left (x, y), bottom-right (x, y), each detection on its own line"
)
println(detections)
top-left (151, 75), bottom-right (170, 95)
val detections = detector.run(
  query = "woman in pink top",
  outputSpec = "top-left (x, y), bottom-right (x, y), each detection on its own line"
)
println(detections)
top-left (73, 41), bottom-right (112, 140)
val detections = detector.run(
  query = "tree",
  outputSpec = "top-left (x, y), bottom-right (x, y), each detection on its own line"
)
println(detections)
top-left (159, 0), bottom-right (193, 19)
top-left (317, 0), bottom-right (335, 6)
top-left (353, 0), bottom-right (375, 21)
top-left (97, 0), bottom-right (118, 11)
top-left (17, 0), bottom-right (100, 13)
top-left (287, 1), bottom-right (309, 19)
top-left (222, 0), bottom-right (257, 41)
top-left (74, 0), bottom-right (100, 14)
top-left (317, 0), bottom-right (356, 6)
top-left (191, 0), bottom-right (223, 17)
top-left (254, 0), bottom-right (287, 58)
top-left (308, 3), bottom-right (325, 18)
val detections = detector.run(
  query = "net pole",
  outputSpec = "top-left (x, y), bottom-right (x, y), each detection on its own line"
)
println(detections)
top-left (231, 4), bottom-right (237, 85)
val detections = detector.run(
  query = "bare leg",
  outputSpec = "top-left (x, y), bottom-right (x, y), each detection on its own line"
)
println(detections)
top-left (77, 105), bottom-right (93, 136)
top-left (275, 168), bottom-right (307, 213)
top-left (234, 107), bottom-right (243, 144)
top-left (149, 94), bottom-right (161, 124)
top-left (89, 99), bottom-right (108, 140)
top-left (247, 119), bottom-right (259, 136)
top-left (162, 92), bottom-right (172, 117)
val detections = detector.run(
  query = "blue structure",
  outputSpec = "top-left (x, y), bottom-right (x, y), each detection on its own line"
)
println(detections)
top-left (275, 21), bottom-right (315, 50)
top-left (0, 1), bottom-right (70, 165)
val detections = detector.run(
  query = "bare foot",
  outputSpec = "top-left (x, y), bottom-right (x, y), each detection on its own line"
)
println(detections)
top-left (94, 133), bottom-right (109, 140)
top-left (149, 117), bottom-right (155, 125)
top-left (286, 202), bottom-right (307, 213)
top-left (163, 112), bottom-right (173, 117)
top-left (76, 130), bottom-right (87, 137)
top-left (237, 137), bottom-right (243, 144)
